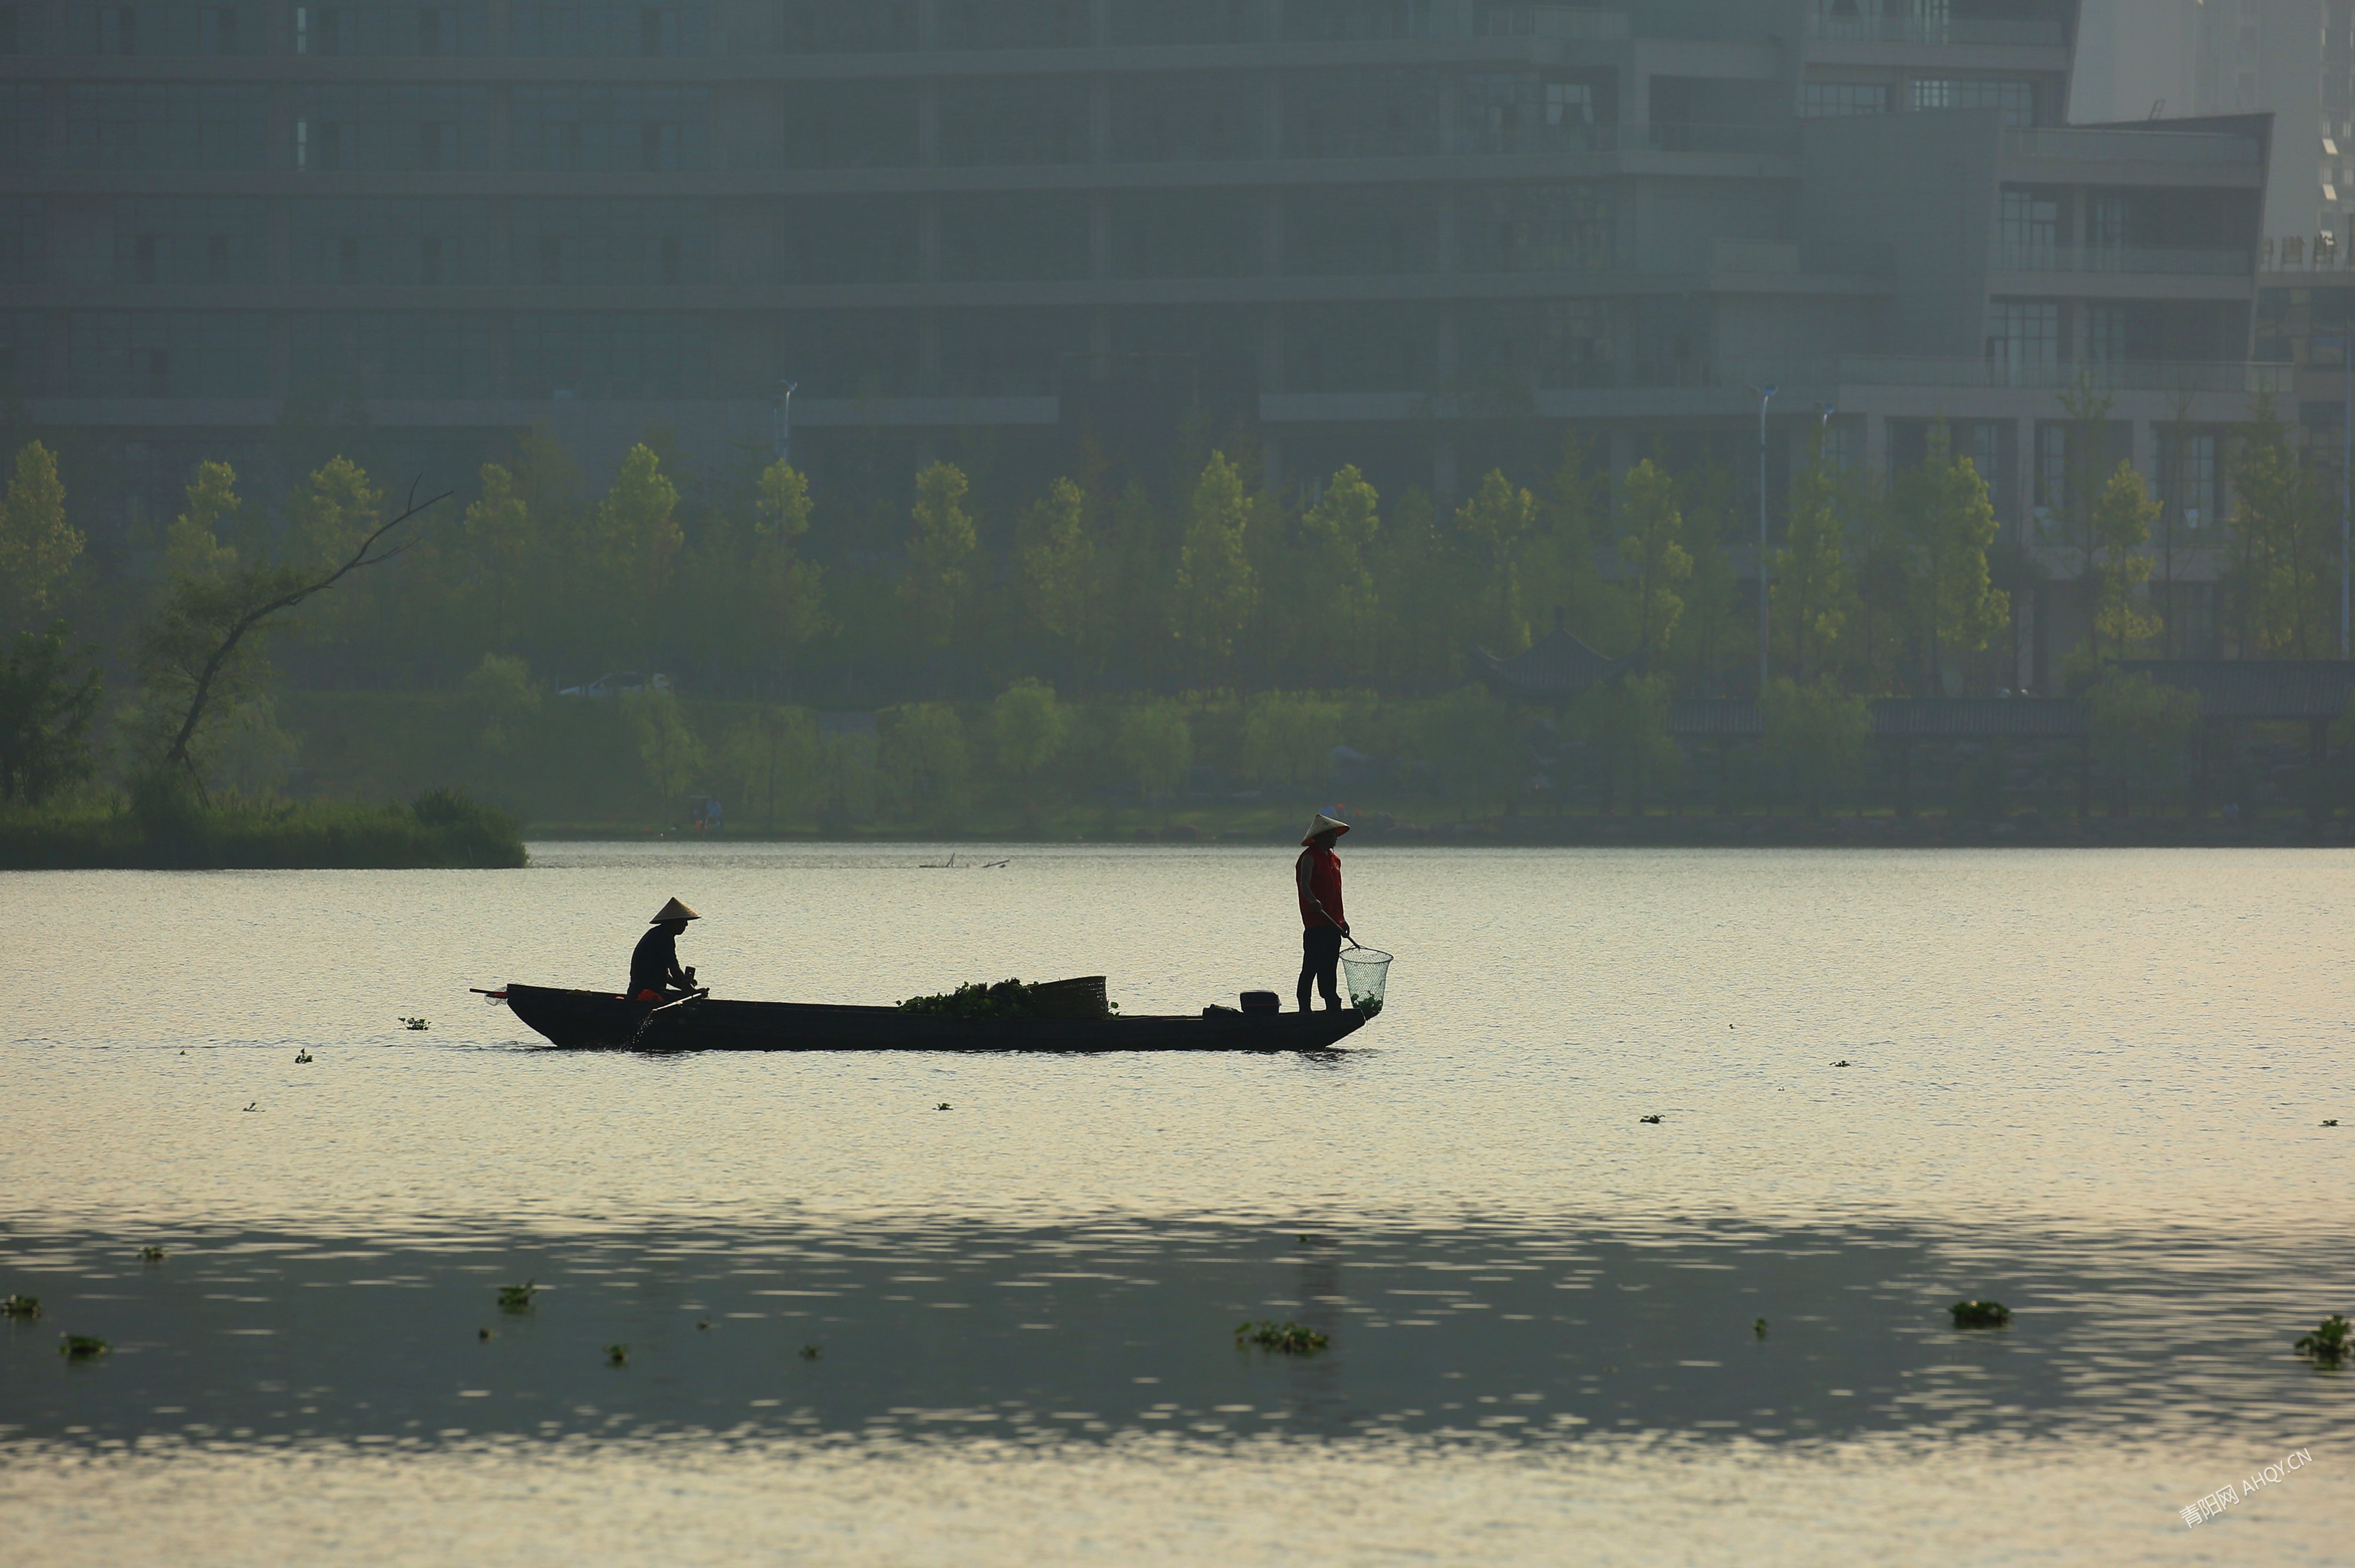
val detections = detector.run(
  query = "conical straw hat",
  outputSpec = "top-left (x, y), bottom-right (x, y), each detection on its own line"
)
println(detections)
top-left (650, 898), bottom-right (701, 925)
top-left (1300, 813), bottom-right (1352, 846)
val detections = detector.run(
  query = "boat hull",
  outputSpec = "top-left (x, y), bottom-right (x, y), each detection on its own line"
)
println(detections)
top-left (500, 985), bottom-right (1368, 1053)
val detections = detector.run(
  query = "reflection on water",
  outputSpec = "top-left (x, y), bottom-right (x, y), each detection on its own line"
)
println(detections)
top-left (5, 845), bottom-right (2354, 1563)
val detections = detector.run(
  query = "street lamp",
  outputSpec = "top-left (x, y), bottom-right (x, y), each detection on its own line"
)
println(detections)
top-left (1750, 383), bottom-right (1778, 691)
top-left (774, 379), bottom-right (798, 470)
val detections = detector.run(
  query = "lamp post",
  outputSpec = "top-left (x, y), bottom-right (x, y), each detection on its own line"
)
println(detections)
top-left (774, 380), bottom-right (797, 470)
top-left (1750, 383), bottom-right (1778, 691)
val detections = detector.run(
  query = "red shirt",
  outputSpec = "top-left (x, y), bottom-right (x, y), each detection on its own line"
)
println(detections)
top-left (1296, 844), bottom-right (1344, 929)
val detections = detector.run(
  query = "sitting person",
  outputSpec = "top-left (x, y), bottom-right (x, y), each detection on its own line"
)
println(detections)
top-left (629, 898), bottom-right (700, 1001)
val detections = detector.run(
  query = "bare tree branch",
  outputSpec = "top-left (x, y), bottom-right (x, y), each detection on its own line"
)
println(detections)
top-left (161, 479), bottom-right (452, 775)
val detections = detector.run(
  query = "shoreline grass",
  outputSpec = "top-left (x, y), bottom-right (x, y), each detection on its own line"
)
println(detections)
top-left (0, 788), bottom-right (526, 871)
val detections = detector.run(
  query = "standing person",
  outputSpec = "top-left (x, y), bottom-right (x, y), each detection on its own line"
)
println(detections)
top-left (1295, 813), bottom-right (1351, 1012)
top-left (629, 898), bottom-right (700, 1001)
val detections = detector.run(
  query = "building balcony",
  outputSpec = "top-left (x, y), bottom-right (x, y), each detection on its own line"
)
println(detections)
top-left (1994, 244), bottom-right (2253, 278)
top-left (1804, 15), bottom-right (2068, 47)
top-left (2001, 127), bottom-right (2263, 182)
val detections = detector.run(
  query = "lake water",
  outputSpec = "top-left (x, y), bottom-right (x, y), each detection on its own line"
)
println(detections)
top-left (2, 844), bottom-right (2350, 1564)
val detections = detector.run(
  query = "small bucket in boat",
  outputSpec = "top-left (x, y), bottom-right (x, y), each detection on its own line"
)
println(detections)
top-left (1339, 948), bottom-right (1392, 1018)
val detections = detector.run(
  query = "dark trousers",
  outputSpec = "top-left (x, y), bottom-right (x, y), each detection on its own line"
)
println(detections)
top-left (1299, 925), bottom-right (1344, 1011)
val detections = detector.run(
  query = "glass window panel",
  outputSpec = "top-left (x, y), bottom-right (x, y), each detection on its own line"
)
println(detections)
top-left (1110, 74), bottom-right (1264, 162)
top-left (938, 0), bottom-right (1089, 48)
top-left (0, 311), bottom-right (42, 396)
top-left (291, 85), bottom-right (489, 172)
top-left (774, 1), bottom-right (917, 52)
top-left (0, 6), bottom-right (49, 55)
top-left (1109, 0), bottom-right (1262, 44)
top-left (112, 199), bottom-right (267, 285)
top-left (939, 78), bottom-right (1090, 165)
top-left (1283, 303), bottom-right (1435, 391)
top-left (291, 5), bottom-right (491, 57)
top-left (1457, 183), bottom-right (1613, 272)
top-left (940, 308), bottom-right (1086, 395)
top-left (1282, 1), bottom-right (1438, 41)
top-left (1458, 299), bottom-right (1617, 388)
top-left (779, 81), bottom-right (918, 168)
top-left (512, 85), bottom-right (708, 171)
top-left (1910, 77), bottom-right (2035, 128)
top-left (1458, 71), bottom-right (1601, 153)
top-left (511, 313), bottom-right (709, 398)
top-left (68, 311), bottom-right (270, 397)
top-left (1284, 186), bottom-right (1438, 275)
top-left (288, 313), bottom-right (495, 398)
top-left (1799, 82), bottom-right (1888, 118)
top-left (1283, 70), bottom-right (1444, 158)
top-left (775, 196), bottom-right (920, 285)
top-left (0, 197), bottom-right (39, 284)
top-left (0, 84), bottom-right (39, 168)
top-left (1110, 190), bottom-right (1261, 279)
top-left (512, 4), bottom-right (709, 55)
top-left (938, 192), bottom-right (1091, 280)
top-left (67, 4), bottom-right (266, 55)
top-left (771, 310), bottom-right (923, 398)
top-left (512, 200), bottom-right (711, 285)
top-left (64, 85), bottom-right (270, 171)
top-left (291, 199), bottom-right (491, 284)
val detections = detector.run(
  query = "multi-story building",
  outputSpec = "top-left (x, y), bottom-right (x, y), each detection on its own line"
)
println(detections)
top-left (0, 0), bottom-right (2285, 680)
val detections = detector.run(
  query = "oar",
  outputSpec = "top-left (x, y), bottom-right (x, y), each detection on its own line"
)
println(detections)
top-left (628, 987), bottom-right (709, 1049)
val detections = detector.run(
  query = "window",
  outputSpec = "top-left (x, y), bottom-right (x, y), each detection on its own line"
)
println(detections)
top-left (938, 193), bottom-right (1090, 281)
top-left (512, 4), bottom-right (709, 55)
top-left (1457, 183), bottom-right (1614, 272)
top-left (1282, 1), bottom-right (1437, 41)
top-left (1110, 74), bottom-right (1264, 162)
top-left (510, 200), bottom-right (711, 286)
top-left (1986, 300), bottom-right (2059, 382)
top-left (940, 309), bottom-right (1087, 396)
top-left (0, 312), bottom-right (41, 396)
top-left (1459, 72), bottom-right (1599, 154)
top-left (513, 86), bottom-right (708, 171)
top-left (1110, 191), bottom-right (1262, 280)
top-left (771, 311), bottom-right (923, 398)
top-left (939, 78), bottom-right (1090, 165)
top-left (1283, 187), bottom-right (1438, 275)
top-left (112, 200), bottom-right (266, 286)
top-left (774, 1), bottom-right (917, 52)
top-left (293, 87), bottom-right (487, 172)
top-left (65, 85), bottom-right (269, 170)
top-left (1996, 188), bottom-right (2059, 268)
top-left (67, 311), bottom-right (269, 398)
top-left (1911, 77), bottom-right (2036, 128)
top-left (1, 6), bottom-right (48, 55)
top-left (1284, 70), bottom-right (1445, 158)
top-left (0, 85), bottom-right (41, 168)
top-left (70, 4), bottom-right (264, 56)
top-left (0, 198), bottom-right (38, 284)
top-left (293, 5), bottom-right (487, 55)
top-left (938, 0), bottom-right (1089, 48)
top-left (1109, 0), bottom-right (1260, 44)
top-left (2082, 304), bottom-right (2127, 365)
top-left (511, 313), bottom-right (709, 398)
top-left (1457, 299), bottom-right (1615, 388)
top-left (775, 196), bottom-right (920, 284)
top-left (2162, 431), bottom-right (2217, 531)
top-left (1283, 303), bottom-right (1436, 391)
top-left (1800, 82), bottom-right (1889, 118)
top-left (292, 200), bottom-right (490, 285)
top-left (2086, 192), bottom-right (2128, 269)
top-left (779, 82), bottom-right (920, 168)
top-left (288, 313), bottom-right (494, 398)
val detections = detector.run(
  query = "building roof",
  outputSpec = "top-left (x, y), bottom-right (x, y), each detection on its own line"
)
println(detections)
top-left (1473, 626), bottom-right (1644, 701)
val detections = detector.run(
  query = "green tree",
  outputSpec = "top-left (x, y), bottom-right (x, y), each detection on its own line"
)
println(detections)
top-left (1617, 460), bottom-right (1691, 660)
top-left (1762, 677), bottom-right (1870, 816)
top-left (1772, 444), bottom-right (1857, 685)
top-left (588, 444), bottom-right (684, 662)
top-left (1300, 464), bottom-right (1381, 683)
top-left (2089, 670), bottom-right (2199, 816)
top-left (2228, 399), bottom-right (2331, 657)
top-left (163, 460), bottom-right (241, 588)
top-left (1574, 672), bottom-right (1679, 813)
top-left (1892, 432), bottom-right (2008, 692)
top-left (2088, 460), bottom-right (2162, 661)
top-left (459, 463), bottom-right (538, 655)
top-left (283, 455), bottom-right (385, 573)
top-left (1417, 685), bottom-right (1528, 817)
top-left (0, 623), bottom-right (102, 804)
top-left (460, 653), bottom-right (543, 758)
top-left (880, 702), bottom-right (972, 824)
top-left (1669, 460), bottom-right (1742, 693)
top-left (0, 442), bottom-right (81, 635)
top-left (1524, 432), bottom-right (1614, 647)
top-left (720, 705), bottom-right (822, 829)
top-left (622, 687), bottom-right (705, 803)
top-left (1016, 475), bottom-right (1095, 670)
top-left (993, 678), bottom-right (1067, 823)
top-left (903, 460), bottom-right (977, 649)
top-left (1113, 700), bottom-right (1194, 800)
top-left (1454, 469), bottom-right (1538, 655)
top-left (1173, 451), bottom-right (1257, 680)
top-left (1239, 692), bottom-right (1345, 789)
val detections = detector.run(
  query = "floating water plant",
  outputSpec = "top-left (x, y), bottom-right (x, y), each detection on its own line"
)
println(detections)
top-left (1235, 1320), bottom-right (1329, 1356)
top-left (59, 1334), bottom-right (108, 1361)
top-left (139, 1246), bottom-right (166, 1262)
top-left (2294, 1315), bottom-right (2351, 1367)
top-left (496, 1280), bottom-right (539, 1313)
top-left (798, 1344), bottom-right (821, 1361)
top-left (696, 1320), bottom-right (710, 1331)
top-left (1754, 1318), bottom-right (1769, 1340)
top-left (1832, 1060), bottom-right (1853, 1068)
top-left (294, 1050), bottom-right (314, 1064)
top-left (1951, 1300), bottom-right (2012, 1328)
top-left (936, 1102), bottom-right (952, 1111)
top-left (477, 1327), bottom-right (492, 1341)
top-left (2, 1294), bottom-right (39, 1318)
top-left (1640, 1114), bottom-right (1663, 1125)
top-left (403, 1018), bottom-right (430, 1031)
top-left (605, 1343), bottom-right (629, 1366)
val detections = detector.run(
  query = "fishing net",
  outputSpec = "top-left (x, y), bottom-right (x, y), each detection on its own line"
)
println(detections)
top-left (1339, 948), bottom-right (1392, 1018)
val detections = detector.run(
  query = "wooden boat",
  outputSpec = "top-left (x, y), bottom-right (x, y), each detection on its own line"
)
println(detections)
top-left (490, 984), bottom-right (1370, 1054)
